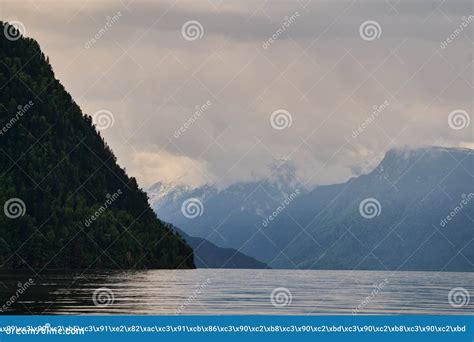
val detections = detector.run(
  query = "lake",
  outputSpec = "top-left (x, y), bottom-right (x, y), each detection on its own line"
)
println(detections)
top-left (0, 269), bottom-right (472, 315)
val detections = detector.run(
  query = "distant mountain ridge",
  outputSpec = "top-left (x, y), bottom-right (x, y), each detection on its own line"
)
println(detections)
top-left (149, 160), bottom-right (305, 221)
top-left (151, 146), bottom-right (474, 272)
top-left (164, 223), bottom-right (269, 269)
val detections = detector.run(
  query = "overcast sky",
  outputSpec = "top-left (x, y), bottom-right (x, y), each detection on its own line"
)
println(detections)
top-left (1, 0), bottom-right (472, 190)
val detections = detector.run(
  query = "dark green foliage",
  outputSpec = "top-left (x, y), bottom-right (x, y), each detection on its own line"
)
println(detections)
top-left (0, 22), bottom-right (194, 269)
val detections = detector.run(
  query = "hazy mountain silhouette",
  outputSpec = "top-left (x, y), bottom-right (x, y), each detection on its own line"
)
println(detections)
top-left (152, 147), bottom-right (473, 271)
top-left (164, 223), bottom-right (269, 269)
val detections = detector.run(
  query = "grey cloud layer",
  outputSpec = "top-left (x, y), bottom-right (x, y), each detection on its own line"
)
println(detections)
top-left (1, 0), bottom-right (472, 188)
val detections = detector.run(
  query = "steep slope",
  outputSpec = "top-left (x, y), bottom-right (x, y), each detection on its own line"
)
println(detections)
top-left (0, 22), bottom-right (194, 269)
top-left (166, 224), bottom-right (269, 269)
top-left (154, 146), bottom-right (473, 271)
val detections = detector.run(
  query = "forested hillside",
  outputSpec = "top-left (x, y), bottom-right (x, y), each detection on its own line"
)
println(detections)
top-left (0, 22), bottom-right (194, 269)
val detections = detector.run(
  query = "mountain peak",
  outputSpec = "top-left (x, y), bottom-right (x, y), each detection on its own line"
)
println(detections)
top-left (373, 146), bottom-right (472, 179)
top-left (266, 159), bottom-right (299, 190)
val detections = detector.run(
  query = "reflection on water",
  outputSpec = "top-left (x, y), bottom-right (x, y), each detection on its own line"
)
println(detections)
top-left (0, 269), bottom-right (472, 315)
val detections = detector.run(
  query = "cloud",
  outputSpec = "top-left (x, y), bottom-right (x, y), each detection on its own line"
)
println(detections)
top-left (129, 150), bottom-right (214, 188)
top-left (2, 0), bottom-right (472, 189)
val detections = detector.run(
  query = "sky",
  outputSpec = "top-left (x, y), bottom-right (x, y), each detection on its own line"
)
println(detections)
top-left (1, 0), bottom-right (472, 190)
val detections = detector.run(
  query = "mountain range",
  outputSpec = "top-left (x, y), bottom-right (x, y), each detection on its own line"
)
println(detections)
top-left (2, 21), bottom-right (472, 272)
top-left (164, 223), bottom-right (268, 269)
top-left (151, 146), bottom-right (474, 271)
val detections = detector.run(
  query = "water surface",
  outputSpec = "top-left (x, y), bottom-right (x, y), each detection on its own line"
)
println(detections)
top-left (0, 269), bottom-right (472, 315)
